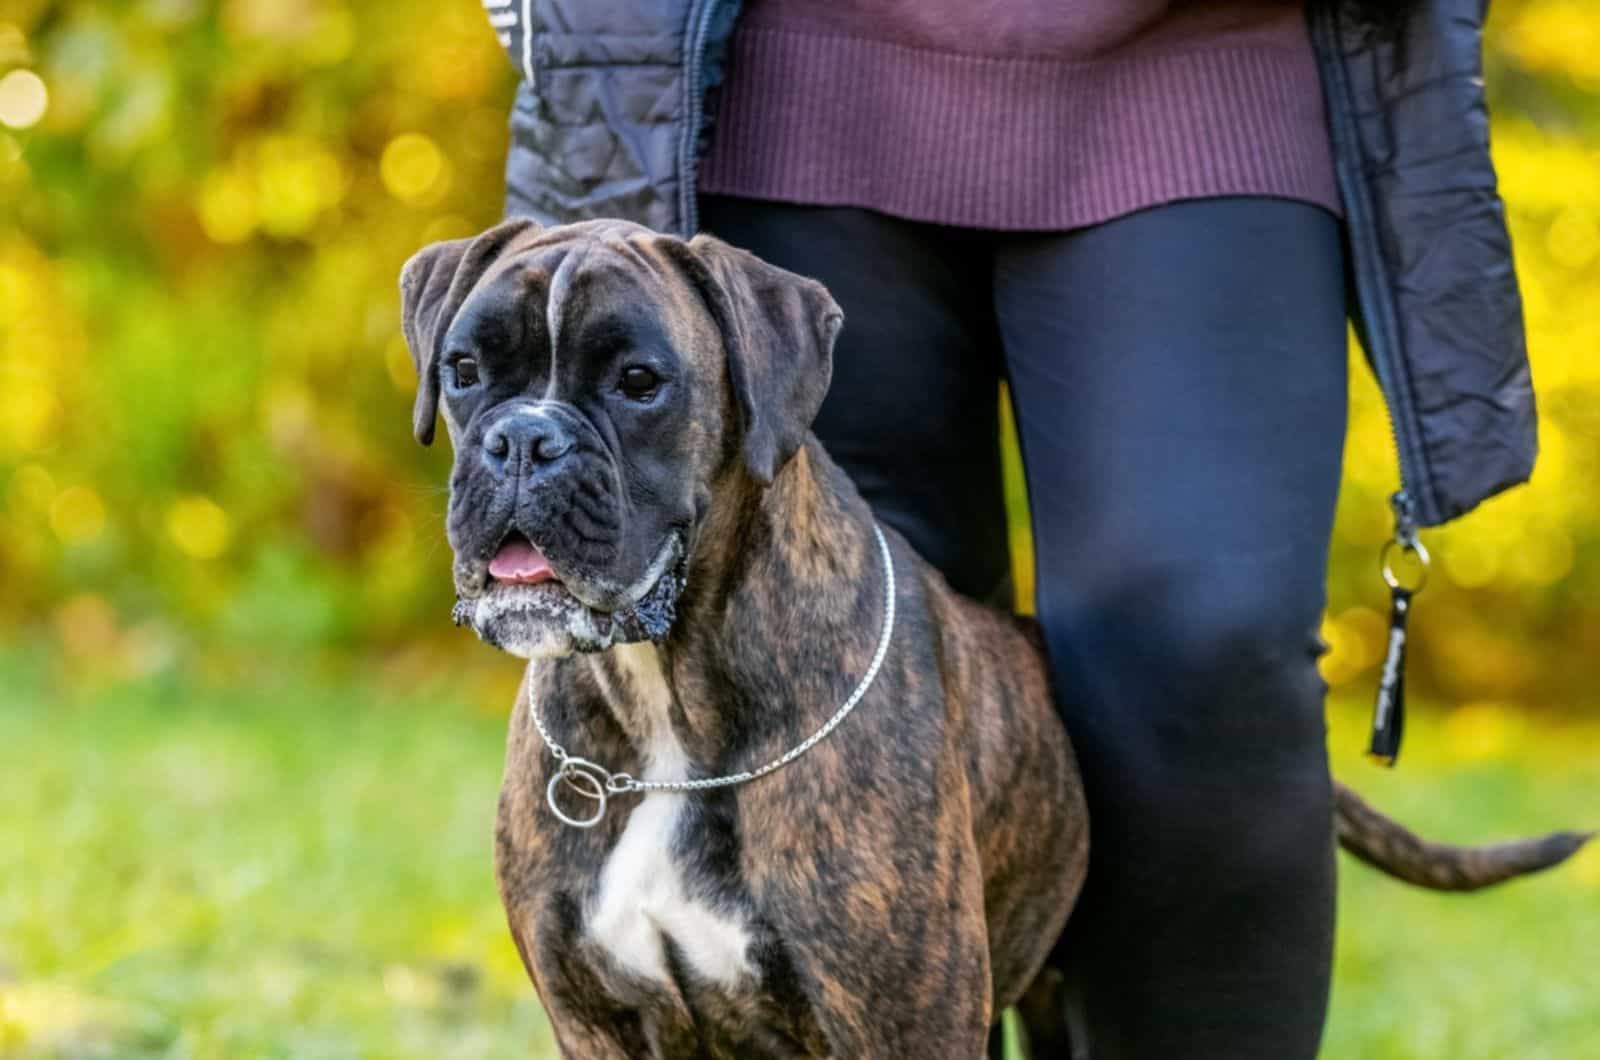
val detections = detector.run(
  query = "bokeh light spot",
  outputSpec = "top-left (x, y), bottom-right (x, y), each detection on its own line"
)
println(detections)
top-left (1546, 208), bottom-right (1599, 270)
top-left (1319, 604), bottom-right (1394, 687)
top-left (1507, 528), bottom-right (1575, 586)
top-left (50, 485), bottom-right (107, 543)
top-left (1336, 606), bottom-right (1387, 670)
top-left (0, 69), bottom-right (47, 129)
top-left (381, 132), bottom-right (445, 204)
top-left (305, 6), bottom-right (356, 66)
top-left (258, 137), bottom-right (345, 237)
top-left (1441, 536), bottom-right (1502, 589)
top-left (167, 495), bottom-right (232, 559)
top-left (1319, 612), bottom-right (1361, 687)
top-left (223, 0), bottom-right (317, 42)
top-left (198, 167), bottom-right (257, 244)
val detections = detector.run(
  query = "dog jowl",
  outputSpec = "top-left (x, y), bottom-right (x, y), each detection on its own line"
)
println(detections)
top-left (398, 217), bottom-right (839, 659)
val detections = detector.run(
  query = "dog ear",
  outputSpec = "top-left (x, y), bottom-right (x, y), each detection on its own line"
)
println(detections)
top-left (398, 218), bottom-right (542, 445)
top-left (398, 238), bottom-right (469, 446)
top-left (675, 233), bottom-right (843, 484)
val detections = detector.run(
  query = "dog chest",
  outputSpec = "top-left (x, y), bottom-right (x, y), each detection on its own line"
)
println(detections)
top-left (584, 644), bottom-right (756, 989)
top-left (588, 790), bottom-right (754, 987)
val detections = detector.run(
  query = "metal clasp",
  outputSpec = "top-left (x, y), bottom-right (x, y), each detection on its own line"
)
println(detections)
top-left (546, 758), bottom-right (611, 828)
top-left (1379, 491), bottom-right (1430, 592)
top-left (1380, 536), bottom-right (1430, 592)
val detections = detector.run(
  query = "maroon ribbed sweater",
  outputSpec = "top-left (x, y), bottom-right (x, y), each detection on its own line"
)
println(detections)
top-left (699, 0), bottom-right (1339, 230)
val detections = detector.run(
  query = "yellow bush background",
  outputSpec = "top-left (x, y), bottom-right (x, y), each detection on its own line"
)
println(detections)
top-left (1, 0), bottom-right (1597, 718)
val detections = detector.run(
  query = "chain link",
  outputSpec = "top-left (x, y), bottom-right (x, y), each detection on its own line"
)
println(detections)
top-left (528, 523), bottom-right (896, 816)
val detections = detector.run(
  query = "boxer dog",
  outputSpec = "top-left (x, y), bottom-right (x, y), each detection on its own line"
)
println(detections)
top-left (397, 218), bottom-right (1590, 1058)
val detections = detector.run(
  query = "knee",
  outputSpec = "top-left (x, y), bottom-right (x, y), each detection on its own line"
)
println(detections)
top-left (1039, 563), bottom-right (1337, 1025)
top-left (1128, 568), bottom-right (1322, 687)
top-left (1038, 564), bottom-right (1335, 865)
top-left (1069, 676), bottom-right (1334, 907)
top-left (1041, 562), bottom-right (1329, 758)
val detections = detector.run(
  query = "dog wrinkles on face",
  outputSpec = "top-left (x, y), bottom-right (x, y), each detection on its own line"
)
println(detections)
top-left (543, 245), bottom-right (588, 403)
top-left (584, 643), bottom-right (756, 988)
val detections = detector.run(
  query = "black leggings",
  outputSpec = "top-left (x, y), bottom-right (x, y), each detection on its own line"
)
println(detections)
top-left (703, 195), bottom-right (1349, 1059)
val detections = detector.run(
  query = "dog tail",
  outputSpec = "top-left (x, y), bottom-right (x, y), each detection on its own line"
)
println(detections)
top-left (1333, 781), bottom-right (1592, 892)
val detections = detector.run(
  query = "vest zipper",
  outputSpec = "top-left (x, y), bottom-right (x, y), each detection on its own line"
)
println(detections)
top-left (1308, 1), bottom-right (1432, 529)
top-left (1310, 2), bottom-right (1439, 763)
top-left (678, 0), bottom-right (724, 237)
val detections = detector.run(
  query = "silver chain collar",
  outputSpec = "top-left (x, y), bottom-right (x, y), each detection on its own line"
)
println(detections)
top-left (529, 522), bottom-right (897, 828)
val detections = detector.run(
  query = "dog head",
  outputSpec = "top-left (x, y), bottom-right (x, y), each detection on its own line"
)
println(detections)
top-left (398, 218), bottom-right (842, 657)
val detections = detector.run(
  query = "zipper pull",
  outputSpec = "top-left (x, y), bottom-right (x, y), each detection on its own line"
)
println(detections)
top-left (1370, 491), bottom-right (1428, 766)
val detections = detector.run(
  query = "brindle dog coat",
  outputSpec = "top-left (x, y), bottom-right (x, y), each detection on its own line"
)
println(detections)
top-left (398, 219), bottom-right (1589, 1060)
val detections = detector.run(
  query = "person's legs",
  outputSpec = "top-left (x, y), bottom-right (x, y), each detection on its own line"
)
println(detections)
top-left (995, 199), bottom-right (1349, 1058)
top-left (700, 197), bottom-right (1018, 1057)
top-left (700, 196), bottom-right (1012, 601)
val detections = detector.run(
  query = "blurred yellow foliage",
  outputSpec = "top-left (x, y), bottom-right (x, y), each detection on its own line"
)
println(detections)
top-left (166, 495), bottom-right (232, 559)
top-left (1440, 702), bottom-right (1525, 763)
top-left (49, 486), bottom-right (105, 544)
top-left (0, 0), bottom-right (1595, 715)
top-left (1574, 838), bottom-right (1600, 889)
top-left (1500, 1), bottom-right (1600, 90)
top-left (198, 164), bottom-right (258, 244)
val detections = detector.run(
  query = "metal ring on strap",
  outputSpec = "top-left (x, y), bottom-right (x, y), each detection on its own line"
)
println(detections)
top-left (546, 758), bottom-right (608, 828)
top-left (1380, 536), bottom-right (1431, 593)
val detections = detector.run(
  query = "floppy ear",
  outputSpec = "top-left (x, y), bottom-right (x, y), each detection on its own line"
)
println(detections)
top-left (399, 237), bottom-right (470, 445)
top-left (675, 233), bottom-right (843, 484)
top-left (398, 218), bottom-right (542, 445)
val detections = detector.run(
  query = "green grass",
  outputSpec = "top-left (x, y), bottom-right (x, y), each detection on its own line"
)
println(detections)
top-left (0, 653), bottom-right (554, 1060)
top-left (2, 655), bottom-right (1596, 1059)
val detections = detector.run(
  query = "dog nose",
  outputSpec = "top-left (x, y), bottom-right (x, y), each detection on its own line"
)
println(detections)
top-left (481, 412), bottom-right (575, 477)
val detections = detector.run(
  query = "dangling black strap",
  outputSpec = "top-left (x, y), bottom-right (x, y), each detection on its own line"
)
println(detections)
top-left (1369, 491), bottom-right (1427, 768)
top-left (1368, 585), bottom-right (1410, 765)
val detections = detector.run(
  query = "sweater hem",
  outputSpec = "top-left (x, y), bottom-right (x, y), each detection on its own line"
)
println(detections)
top-left (699, 26), bottom-right (1340, 231)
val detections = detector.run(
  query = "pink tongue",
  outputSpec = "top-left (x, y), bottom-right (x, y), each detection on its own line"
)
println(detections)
top-left (489, 538), bottom-right (556, 584)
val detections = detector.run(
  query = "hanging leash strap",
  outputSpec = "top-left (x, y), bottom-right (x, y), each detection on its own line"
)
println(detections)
top-left (529, 522), bottom-right (897, 828)
top-left (1370, 491), bottom-right (1429, 766)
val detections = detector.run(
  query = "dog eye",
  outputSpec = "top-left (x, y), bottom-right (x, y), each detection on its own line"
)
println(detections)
top-left (451, 357), bottom-right (480, 389)
top-left (617, 365), bottom-right (660, 401)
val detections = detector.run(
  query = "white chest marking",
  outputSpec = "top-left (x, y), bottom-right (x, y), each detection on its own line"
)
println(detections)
top-left (586, 644), bottom-right (754, 988)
